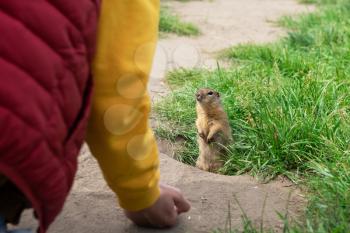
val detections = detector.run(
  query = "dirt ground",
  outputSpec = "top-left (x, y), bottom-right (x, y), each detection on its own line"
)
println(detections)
top-left (149, 0), bottom-right (314, 99)
top-left (18, 0), bottom-right (313, 232)
top-left (19, 147), bottom-right (305, 233)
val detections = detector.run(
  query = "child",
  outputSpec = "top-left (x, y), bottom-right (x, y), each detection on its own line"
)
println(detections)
top-left (0, 1), bottom-right (190, 232)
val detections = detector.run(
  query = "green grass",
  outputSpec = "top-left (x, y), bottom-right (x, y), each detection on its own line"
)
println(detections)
top-left (155, 0), bottom-right (350, 232)
top-left (159, 7), bottom-right (200, 36)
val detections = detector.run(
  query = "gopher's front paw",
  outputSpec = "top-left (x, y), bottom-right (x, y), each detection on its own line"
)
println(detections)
top-left (207, 131), bottom-right (224, 144)
top-left (206, 136), bottom-right (214, 144)
top-left (198, 132), bottom-right (206, 140)
top-left (207, 134), bottom-right (217, 144)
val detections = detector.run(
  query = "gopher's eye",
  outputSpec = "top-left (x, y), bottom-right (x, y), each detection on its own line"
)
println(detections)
top-left (208, 91), bottom-right (213, 95)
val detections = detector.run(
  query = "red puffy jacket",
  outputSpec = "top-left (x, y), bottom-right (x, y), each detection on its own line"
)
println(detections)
top-left (0, 0), bottom-right (99, 232)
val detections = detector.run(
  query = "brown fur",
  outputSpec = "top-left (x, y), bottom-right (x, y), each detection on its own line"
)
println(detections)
top-left (195, 88), bottom-right (232, 172)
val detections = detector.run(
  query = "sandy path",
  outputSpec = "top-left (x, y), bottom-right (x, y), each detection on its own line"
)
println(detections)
top-left (19, 148), bottom-right (305, 233)
top-left (18, 1), bottom-right (312, 232)
top-left (149, 0), bottom-right (313, 99)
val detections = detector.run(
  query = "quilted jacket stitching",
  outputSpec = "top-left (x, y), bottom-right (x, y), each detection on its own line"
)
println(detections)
top-left (0, 56), bottom-right (57, 125)
top-left (0, 106), bottom-right (61, 159)
top-left (48, 2), bottom-right (92, 94)
top-left (0, 10), bottom-right (86, 133)
top-left (45, 1), bottom-right (88, 96)
top-left (48, 1), bottom-right (88, 53)
top-left (0, 58), bottom-right (65, 157)
top-left (0, 108), bottom-right (42, 161)
top-left (0, 56), bottom-right (54, 100)
top-left (0, 8), bottom-right (84, 98)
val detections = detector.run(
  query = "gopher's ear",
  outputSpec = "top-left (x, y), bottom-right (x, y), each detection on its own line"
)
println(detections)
top-left (216, 92), bottom-right (220, 97)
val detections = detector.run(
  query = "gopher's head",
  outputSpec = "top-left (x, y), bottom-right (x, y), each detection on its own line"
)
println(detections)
top-left (195, 88), bottom-right (221, 106)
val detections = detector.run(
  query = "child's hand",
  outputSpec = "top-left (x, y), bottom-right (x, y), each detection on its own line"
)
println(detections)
top-left (124, 184), bottom-right (191, 228)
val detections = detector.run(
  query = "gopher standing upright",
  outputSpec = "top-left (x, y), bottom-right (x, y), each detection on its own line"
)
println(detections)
top-left (195, 88), bottom-right (232, 172)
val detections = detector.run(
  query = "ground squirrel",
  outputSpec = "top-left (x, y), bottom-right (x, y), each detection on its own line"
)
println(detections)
top-left (195, 88), bottom-right (232, 172)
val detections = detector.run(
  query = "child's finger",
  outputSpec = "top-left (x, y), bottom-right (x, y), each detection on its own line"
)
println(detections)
top-left (173, 192), bottom-right (191, 214)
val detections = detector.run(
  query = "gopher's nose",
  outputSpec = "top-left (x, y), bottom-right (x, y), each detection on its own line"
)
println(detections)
top-left (196, 94), bottom-right (202, 101)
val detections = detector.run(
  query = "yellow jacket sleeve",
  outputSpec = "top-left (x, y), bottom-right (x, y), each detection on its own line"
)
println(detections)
top-left (86, 0), bottom-right (161, 211)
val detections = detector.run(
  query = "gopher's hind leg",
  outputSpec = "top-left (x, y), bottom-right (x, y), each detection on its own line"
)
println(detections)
top-left (196, 137), bottom-right (211, 171)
